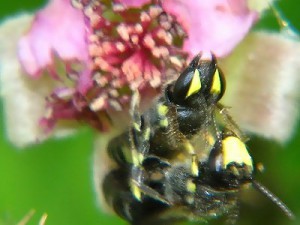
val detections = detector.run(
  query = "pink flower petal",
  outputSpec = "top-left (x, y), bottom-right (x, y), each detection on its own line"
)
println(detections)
top-left (119, 0), bottom-right (151, 7)
top-left (18, 0), bottom-right (88, 77)
top-left (220, 31), bottom-right (300, 143)
top-left (162, 0), bottom-right (258, 57)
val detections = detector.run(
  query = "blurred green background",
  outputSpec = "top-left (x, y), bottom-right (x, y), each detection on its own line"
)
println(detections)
top-left (0, 1), bottom-right (300, 225)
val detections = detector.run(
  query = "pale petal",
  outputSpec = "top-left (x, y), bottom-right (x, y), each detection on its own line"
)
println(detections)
top-left (93, 131), bottom-right (120, 214)
top-left (162, 0), bottom-right (258, 57)
top-left (247, 0), bottom-right (277, 12)
top-left (220, 31), bottom-right (300, 143)
top-left (0, 14), bottom-right (77, 148)
top-left (18, 0), bottom-right (88, 78)
top-left (119, 0), bottom-right (150, 7)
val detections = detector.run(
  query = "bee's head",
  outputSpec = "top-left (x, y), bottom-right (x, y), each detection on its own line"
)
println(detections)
top-left (207, 130), bottom-right (295, 219)
top-left (208, 130), bottom-right (253, 189)
top-left (169, 53), bottom-right (226, 105)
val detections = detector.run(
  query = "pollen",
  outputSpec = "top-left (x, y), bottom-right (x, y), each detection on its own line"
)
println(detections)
top-left (53, 0), bottom-right (189, 132)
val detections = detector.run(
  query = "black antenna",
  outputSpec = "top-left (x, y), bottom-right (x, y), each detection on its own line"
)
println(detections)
top-left (252, 180), bottom-right (295, 220)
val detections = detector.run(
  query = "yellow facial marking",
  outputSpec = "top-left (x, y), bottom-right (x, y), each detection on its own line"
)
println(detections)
top-left (186, 69), bottom-right (201, 98)
top-left (186, 179), bottom-right (196, 193)
top-left (157, 104), bottom-right (168, 116)
top-left (210, 69), bottom-right (221, 94)
top-left (222, 136), bottom-right (253, 170)
top-left (191, 154), bottom-right (199, 177)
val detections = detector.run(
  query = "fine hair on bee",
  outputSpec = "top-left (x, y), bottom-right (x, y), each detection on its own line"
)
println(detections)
top-left (95, 52), bottom-right (294, 225)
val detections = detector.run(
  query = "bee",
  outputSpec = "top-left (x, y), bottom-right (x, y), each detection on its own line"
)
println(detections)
top-left (96, 54), bottom-right (294, 225)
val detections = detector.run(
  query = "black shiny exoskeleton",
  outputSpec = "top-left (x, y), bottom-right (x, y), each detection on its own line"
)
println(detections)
top-left (97, 54), bottom-right (294, 225)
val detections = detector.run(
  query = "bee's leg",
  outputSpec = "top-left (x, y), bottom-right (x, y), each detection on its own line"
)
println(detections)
top-left (225, 201), bottom-right (239, 225)
top-left (129, 91), bottom-right (170, 204)
top-left (142, 155), bottom-right (171, 172)
top-left (102, 169), bottom-right (135, 221)
top-left (134, 206), bottom-right (198, 225)
top-left (200, 103), bottom-right (223, 160)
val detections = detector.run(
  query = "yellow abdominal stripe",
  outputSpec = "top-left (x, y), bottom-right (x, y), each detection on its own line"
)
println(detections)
top-left (210, 69), bottom-right (221, 94)
top-left (186, 69), bottom-right (201, 98)
top-left (131, 149), bottom-right (144, 167)
top-left (184, 141), bottom-right (195, 154)
top-left (221, 136), bottom-right (253, 169)
top-left (191, 154), bottom-right (199, 176)
top-left (131, 180), bottom-right (142, 201)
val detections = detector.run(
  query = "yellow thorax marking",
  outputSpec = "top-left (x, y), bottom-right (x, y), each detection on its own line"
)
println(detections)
top-left (157, 104), bottom-right (168, 116)
top-left (210, 69), bottom-right (221, 94)
top-left (186, 69), bottom-right (201, 98)
top-left (222, 136), bottom-right (253, 169)
top-left (159, 118), bottom-right (169, 128)
top-left (186, 179), bottom-right (196, 193)
top-left (184, 141), bottom-right (195, 154)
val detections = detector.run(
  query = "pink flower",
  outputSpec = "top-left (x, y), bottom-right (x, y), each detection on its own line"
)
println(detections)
top-left (1, 0), bottom-right (298, 147)
top-left (163, 0), bottom-right (258, 56)
top-left (123, 0), bottom-right (258, 56)
top-left (17, 0), bottom-right (258, 136)
top-left (18, 0), bottom-right (88, 79)
top-left (37, 0), bottom-right (189, 134)
top-left (2, 0), bottom-right (187, 146)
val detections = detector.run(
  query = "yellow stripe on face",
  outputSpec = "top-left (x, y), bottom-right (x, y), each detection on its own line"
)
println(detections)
top-left (186, 69), bottom-right (201, 98)
top-left (210, 69), bottom-right (221, 94)
top-left (222, 136), bottom-right (253, 170)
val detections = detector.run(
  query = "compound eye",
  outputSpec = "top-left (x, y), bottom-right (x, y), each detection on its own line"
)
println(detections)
top-left (172, 55), bottom-right (202, 104)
